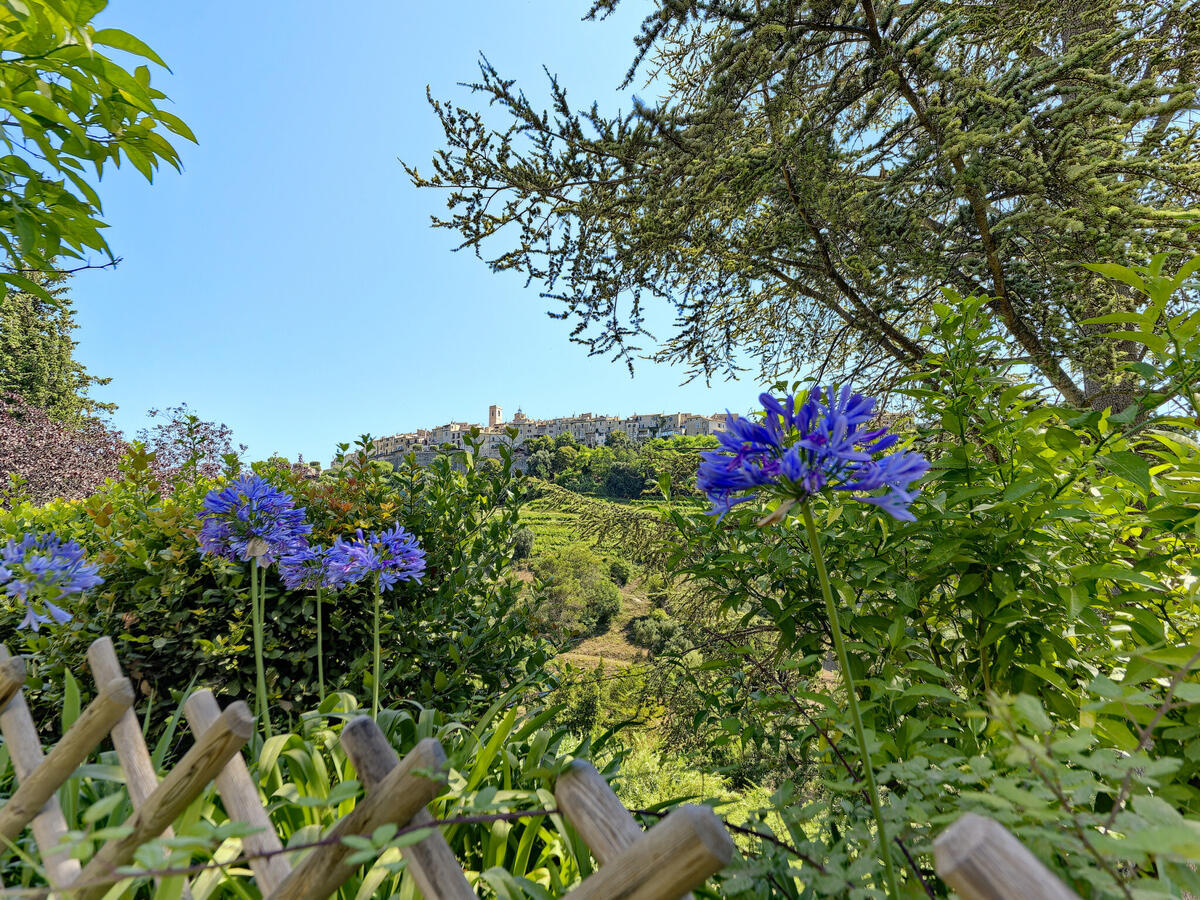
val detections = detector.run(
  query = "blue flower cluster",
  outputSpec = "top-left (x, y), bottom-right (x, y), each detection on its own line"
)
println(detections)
top-left (198, 474), bottom-right (312, 567)
top-left (279, 545), bottom-right (328, 591)
top-left (698, 387), bottom-right (930, 521)
top-left (279, 544), bottom-right (351, 592)
top-left (333, 524), bottom-right (426, 592)
top-left (1, 532), bottom-right (103, 631)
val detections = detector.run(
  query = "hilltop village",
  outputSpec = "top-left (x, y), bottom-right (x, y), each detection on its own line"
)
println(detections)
top-left (371, 405), bottom-right (727, 466)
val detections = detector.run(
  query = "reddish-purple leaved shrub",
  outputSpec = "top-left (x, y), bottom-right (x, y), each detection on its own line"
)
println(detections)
top-left (0, 394), bottom-right (125, 507)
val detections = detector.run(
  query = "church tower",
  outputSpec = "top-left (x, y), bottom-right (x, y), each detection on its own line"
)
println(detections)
top-left (489, 405), bottom-right (503, 427)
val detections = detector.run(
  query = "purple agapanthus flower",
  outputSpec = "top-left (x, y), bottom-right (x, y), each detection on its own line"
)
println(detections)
top-left (331, 523), bottom-right (426, 592)
top-left (1, 532), bottom-right (102, 631)
top-left (197, 474), bottom-right (312, 568)
top-left (279, 543), bottom-right (349, 591)
top-left (698, 387), bottom-right (930, 522)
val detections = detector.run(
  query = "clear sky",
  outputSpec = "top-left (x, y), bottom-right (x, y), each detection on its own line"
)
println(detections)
top-left (70, 1), bottom-right (760, 464)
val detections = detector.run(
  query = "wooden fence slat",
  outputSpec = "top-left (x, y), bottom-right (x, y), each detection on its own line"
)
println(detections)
top-left (933, 812), bottom-right (1082, 900)
top-left (265, 734), bottom-right (446, 900)
top-left (0, 656), bottom-right (25, 710)
top-left (0, 645), bottom-right (81, 888)
top-left (86, 637), bottom-right (163, 809)
top-left (0, 674), bottom-right (133, 844)
top-left (555, 759), bottom-right (697, 900)
top-left (71, 699), bottom-right (254, 900)
top-left (340, 716), bottom-right (476, 900)
top-left (559, 804), bottom-right (734, 900)
top-left (87, 637), bottom-right (196, 900)
top-left (184, 687), bottom-right (292, 894)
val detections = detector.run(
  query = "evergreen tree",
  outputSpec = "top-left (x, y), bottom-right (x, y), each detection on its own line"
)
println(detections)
top-left (413, 0), bottom-right (1200, 408)
top-left (0, 273), bottom-right (110, 422)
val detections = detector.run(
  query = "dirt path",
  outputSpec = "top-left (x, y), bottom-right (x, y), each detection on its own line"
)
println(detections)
top-left (559, 579), bottom-right (652, 667)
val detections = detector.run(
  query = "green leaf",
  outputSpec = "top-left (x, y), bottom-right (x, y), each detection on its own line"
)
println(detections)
top-left (1012, 694), bottom-right (1052, 732)
top-left (91, 28), bottom-right (169, 68)
top-left (1104, 331), bottom-right (1168, 355)
top-left (1080, 311), bottom-right (1149, 325)
top-left (1100, 451), bottom-right (1151, 494)
top-left (900, 684), bottom-right (958, 702)
top-left (1073, 564), bottom-right (1162, 589)
top-left (1044, 427), bottom-right (1081, 452)
top-left (82, 791), bottom-right (126, 824)
top-left (0, 272), bottom-right (59, 306)
top-left (1082, 262), bottom-right (1148, 294)
top-left (63, 669), bottom-right (81, 731)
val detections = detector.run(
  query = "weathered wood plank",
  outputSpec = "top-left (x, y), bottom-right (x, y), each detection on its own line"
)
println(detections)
top-left (340, 716), bottom-right (475, 900)
top-left (559, 805), bottom-right (734, 900)
top-left (184, 688), bottom-right (291, 894)
top-left (933, 812), bottom-right (1082, 900)
top-left (71, 700), bottom-right (254, 900)
top-left (265, 734), bottom-right (446, 900)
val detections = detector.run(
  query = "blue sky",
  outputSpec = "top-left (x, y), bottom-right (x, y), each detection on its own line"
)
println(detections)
top-left (70, 1), bottom-right (759, 464)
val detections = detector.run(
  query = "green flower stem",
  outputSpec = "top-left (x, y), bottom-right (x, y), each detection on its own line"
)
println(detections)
top-left (316, 588), bottom-right (325, 703)
top-left (372, 574), bottom-right (381, 719)
top-left (250, 559), bottom-right (271, 738)
top-left (801, 502), bottom-right (898, 898)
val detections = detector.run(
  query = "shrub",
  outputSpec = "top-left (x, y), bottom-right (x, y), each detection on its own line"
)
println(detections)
top-left (643, 574), bottom-right (671, 608)
top-left (556, 667), bottom-right (603, 735)
top-left (0, 691), bottom-right (642, 897)
top-left (512, 525), bottom-right (534, 561)
top-left (608, 558), bottom-right (631, 586)
top-left (642, 271), bottom-right (1200, 894)
top-left (530, 545), bottom-right (623, 638)
top-left (583, 586), bottom-right (621, 633)
top-left (0, 394), bottom-right (124, 507)
top-left (628, 609), bottom-right (680, 655)
top-left (0, 437), bottom-right (553, 738)
top-left (137, 404), bottom-right (243, 486)
top-left (602, 461), bottom-right (647, 499)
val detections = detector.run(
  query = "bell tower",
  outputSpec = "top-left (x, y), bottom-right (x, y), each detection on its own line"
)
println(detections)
top-left (488, 405), bottom-right (503, 427)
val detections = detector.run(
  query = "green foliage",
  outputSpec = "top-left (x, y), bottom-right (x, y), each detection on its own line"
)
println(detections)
top-left (530, 545), bottom-right (623, 639)
top-left (0, 437), bottom-right (553, 739)
top-left (553, 259), bottom-right (1200, 895)
top-left (0, 1), bottom-right (194, 287)
top-left (415, 0), bottom-right (1198, 407)
top-left (609, 732), bottom-right (777, 842)
top-left (541, 434), bottom-right (714, 502)
top-left (602, 460), bottom-right (647, 500)
top-left (643, 574), bottom-right (671, 609)
top-left (556, 666), bottom-right (604, 736)
top-left (607, 558), bottom-right (630, 587)
top-left (627, 609), bottom-right (682, 656)
top-left (512, 525), bottom-right (534, 561)
top-left (604, 429), bottom-right (630, 449)
top-left (0, 272), bottom-right (108, 421)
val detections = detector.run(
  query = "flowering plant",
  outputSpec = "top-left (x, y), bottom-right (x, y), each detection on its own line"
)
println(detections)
top-left (332, 524), bottom-right (426, 590)
top-left (280, 544), bottom-right (346, 592)
top-left (198, 473), bottom-right (311, 566)
top-left (699, 387), bottom-right (929, 896)
top-left (331, 523), bottom-right (426, 716)
top-left (198, 473), bottom-right (311, 735)
top-left (698, 387), bottom-right (929, 521)
top-left (279, 544), bottom-right (350, 702)
top-left (1, 531), bottom-right (102, 631)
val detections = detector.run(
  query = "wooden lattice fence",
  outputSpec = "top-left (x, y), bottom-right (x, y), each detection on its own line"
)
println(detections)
top-left (0, 637), bottom-right (1085, 899)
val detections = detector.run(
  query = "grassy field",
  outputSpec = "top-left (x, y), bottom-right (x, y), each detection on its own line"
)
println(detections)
top-left (519, 499), bottom-right (591, 558)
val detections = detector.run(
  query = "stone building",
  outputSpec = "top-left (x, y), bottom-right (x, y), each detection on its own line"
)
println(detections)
top-left (372, 405), bottom-right (725, 467)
